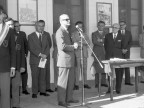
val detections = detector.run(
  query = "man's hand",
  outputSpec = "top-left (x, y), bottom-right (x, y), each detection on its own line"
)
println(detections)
top-left (74, 42), bottom-right (78, 49)
top-left (40, 54), bottom-right (47, 59)
top-left (10, 68), bottom-right (15, 77)
top-left (97, 38), bottom-right (102, 42)
top-left (20, 67), bottom-right (25, 73)
top-left (122, 49), bottom-right (128, 54)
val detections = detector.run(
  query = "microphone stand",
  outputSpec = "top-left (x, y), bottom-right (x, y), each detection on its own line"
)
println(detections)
top-left (68, 29), bottom-right (103, 108)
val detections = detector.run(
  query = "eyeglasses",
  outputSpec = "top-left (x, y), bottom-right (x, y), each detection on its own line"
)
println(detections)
top-left (112, 27), bottom-right (119, 29)
top-left (120, 24), bottom-right (125, 26)
top-left (62, 19), bottom-right (70, 21)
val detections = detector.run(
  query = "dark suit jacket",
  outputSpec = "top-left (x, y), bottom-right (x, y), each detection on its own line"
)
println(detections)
top-left (104, 33), bottom-right (123, 60)
top-left (28, 31), bottom-right (51, 65)
top-left (18, 31), bottom-right (28, 56)
top-left (0, 28), bottom-right (16, 72)
top-left (15, 32), bottom-right (25, 71)
top-left (56, 26), bottom-right (75, 67)
top-left (118, 30), bottom-right (132, 58)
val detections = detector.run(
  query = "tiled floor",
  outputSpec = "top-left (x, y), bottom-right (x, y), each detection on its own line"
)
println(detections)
top-left (20, 80), bottom-right (144, 108)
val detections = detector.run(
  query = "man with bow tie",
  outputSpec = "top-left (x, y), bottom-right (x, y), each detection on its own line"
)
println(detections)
top-left (119, 21), bottom-right (133, 86)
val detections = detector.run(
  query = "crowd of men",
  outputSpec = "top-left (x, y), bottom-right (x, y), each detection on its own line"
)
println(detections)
top-left (0, 6), bottom-right (144, 108)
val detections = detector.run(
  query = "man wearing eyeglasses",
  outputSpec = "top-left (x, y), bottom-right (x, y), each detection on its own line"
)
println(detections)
top-left (0, 6), bottom-right (16, 108)
top-left (56, 14), bottom-right (79, 107)
top-left (104, 23), bottom-right (124, 94)
top-left (119, 21), bottom-right (133, 86)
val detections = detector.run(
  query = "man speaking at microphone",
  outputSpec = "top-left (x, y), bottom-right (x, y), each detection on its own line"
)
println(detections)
top-left (72, 21), bottom-right (91, 90)
top-left (56, 14), bottom-right (79, 107)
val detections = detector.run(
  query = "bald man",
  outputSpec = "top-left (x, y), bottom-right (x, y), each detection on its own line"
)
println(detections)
top-left (56, 14), bottom-right (79, 107)
top-left (104, 23), bottom-right (124, 94)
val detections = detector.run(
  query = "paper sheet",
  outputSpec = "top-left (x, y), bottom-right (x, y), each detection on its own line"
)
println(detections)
top-left (38, 58), bottom-right (47, 68)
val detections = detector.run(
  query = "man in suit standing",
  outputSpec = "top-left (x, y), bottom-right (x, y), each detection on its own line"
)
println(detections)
top-left (72, 21), bottom-right (91, 90)
top-left (14, 21), bottom-right (30, 95)
top-left (0, 7), bottom-right (16, 108)
top-left (104, 23), bottom-right (124, 94)
top-left (28, 20), bottom-right (50, 98)
top-left (56, 14), bottom-right (79, 107)
top-left (119, 21), bottom-right (133, 86)
top-left (91, 21), bottom-right (108, 88)
top-left (11, 20), bottom-right (26, 108)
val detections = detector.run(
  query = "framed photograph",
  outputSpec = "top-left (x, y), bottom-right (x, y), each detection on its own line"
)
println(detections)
top-left (96, 2), bottom-right (112, 27)
top-left (17, 0), bottom-right (38, 26)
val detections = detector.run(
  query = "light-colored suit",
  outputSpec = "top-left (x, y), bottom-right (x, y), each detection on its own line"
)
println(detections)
top-left (56, 26), bottom-right (75, 103)
top-left (71, 30), bottom-right (90, 85)
top-left (28, 31), bottom-right (51, 94)
top-left (92, 31), bottom-right (107, 85)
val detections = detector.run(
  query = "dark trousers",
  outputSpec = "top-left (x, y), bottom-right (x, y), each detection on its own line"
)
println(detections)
top-left (123, 53), bottom-right (131, 83)
top-left (108, 68), bottom-right (123, 92)
top-left (30, 64), bottom-right (46, 94)
top-left (21, 71), bottom-right (28, 91)
top-left (46, 55), bottom-right (51, 90)
top-left (115, 68), bottom-right (124, 92)
top-left (21, 58), bottom-right (28, 91)
top-left (57, 67), bottom-right (75, 103)
top-left (11, 71), bottom-right (21, 107)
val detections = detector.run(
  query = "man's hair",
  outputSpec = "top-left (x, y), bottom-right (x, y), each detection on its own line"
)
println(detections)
top-left (119, 20), bottom-right (126, 24)
top-left (38, 20), bottom-right (45, 24)
top-left (13, 20), bottom-right (19, 23)
top-left (75, 21), bottom-right (83, 26)
top-left (97, 21), bottom-right (105, 26)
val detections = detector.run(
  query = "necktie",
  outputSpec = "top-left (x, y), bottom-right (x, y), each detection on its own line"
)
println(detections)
top-left (39, 33), bottom-right (42, 47)
top-left (122, 30), bottom-right (125, 35)
top-left (114, 34), bottom-right (117, 41)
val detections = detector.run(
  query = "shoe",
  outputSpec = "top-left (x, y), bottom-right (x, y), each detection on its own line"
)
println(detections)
top-left (22, 90), bottom-right (30, 95)
top-left (58, 102), bottom-right (70, 107)
top-left (32, 94), bottom-right (37, 98)
top-left (55, 88), bottom-right (57, 91)
top-left (74, 85), bottom-right (79, 90)
top-left (116, 91), bottom-right (121, 94)
top-left (12, 107), bottom-right (21, 108)
top-left (101, 84), bottom-right (108, 87)
top-left (84, 84), bottom-right (91, 89)
top-left (39, 92), bottom-right (50, 96)
top-left (46, 89), bottom-right (54, 92)
top-left (125, 83), bottom-right (134, 86)
top-left (140, 81), bottom-right (144, 83)
top-left (67, 99), bottom-right (79, 103)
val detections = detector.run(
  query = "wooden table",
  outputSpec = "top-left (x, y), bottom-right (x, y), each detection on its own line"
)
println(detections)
top-left (102, 59), bottom-right (144, 101)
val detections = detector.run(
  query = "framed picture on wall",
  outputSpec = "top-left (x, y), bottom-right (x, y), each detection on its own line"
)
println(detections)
top-left (96, 2), bottom-right (112, 27)
top-left (17, 0), bottom-right (38, 26)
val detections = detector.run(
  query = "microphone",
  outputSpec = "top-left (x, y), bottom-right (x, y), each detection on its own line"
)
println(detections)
top-left (75, 25), bottom-right (83, 32)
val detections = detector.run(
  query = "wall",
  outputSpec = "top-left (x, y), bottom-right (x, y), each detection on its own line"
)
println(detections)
top-left (7, 0), bottom-right (53, 87)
